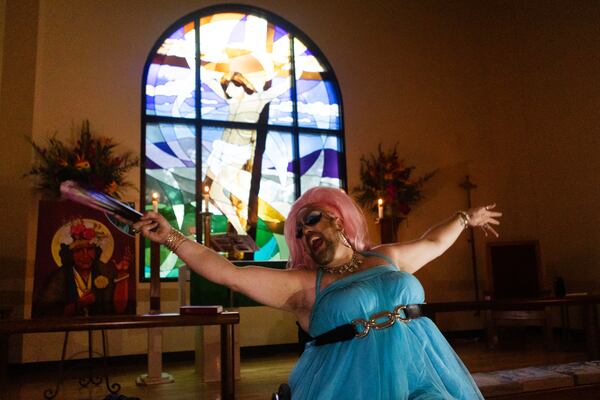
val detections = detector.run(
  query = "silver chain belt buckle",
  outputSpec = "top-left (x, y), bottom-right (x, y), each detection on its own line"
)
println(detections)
top-left (351, 304), bottom-right (413, 338)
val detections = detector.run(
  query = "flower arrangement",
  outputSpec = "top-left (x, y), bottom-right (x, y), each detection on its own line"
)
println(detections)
top-left (62, 218), bottom-right (107, 250)
top-left (353, 144), bottom-right (436, 219)
top-left (25, 120), bottom-right (139, 198)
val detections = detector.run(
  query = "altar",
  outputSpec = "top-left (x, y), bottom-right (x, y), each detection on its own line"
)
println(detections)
top-left (0, 312), bottom-right (239, 400)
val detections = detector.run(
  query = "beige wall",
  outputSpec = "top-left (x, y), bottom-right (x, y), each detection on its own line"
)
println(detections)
top-left (1, 0), bottom-right (39, 315)
top-left (1, 0), bottom-right (598, 362)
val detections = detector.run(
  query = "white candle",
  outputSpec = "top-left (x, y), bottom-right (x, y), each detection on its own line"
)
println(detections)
top-left (151, 192), bottom-right (159, 213)
top-left (203, 185), bottom-right (210, 212)
top-left (377, 198), bottom-right (384, 220)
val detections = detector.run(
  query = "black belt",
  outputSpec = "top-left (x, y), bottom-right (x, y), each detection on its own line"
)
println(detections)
top-left (313, 303), bottom-right (424, 346)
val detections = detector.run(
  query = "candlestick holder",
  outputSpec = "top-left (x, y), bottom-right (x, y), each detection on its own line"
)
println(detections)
top-left (149, 241), bottom-right (161, 314)
top-left (380, 216), bottom-right (402, 244)
top-left (199, 211), bottom-right (212, 247)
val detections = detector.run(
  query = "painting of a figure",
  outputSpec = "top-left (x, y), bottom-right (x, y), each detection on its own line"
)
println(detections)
top-left (32, 199), bottom-right (136, 318)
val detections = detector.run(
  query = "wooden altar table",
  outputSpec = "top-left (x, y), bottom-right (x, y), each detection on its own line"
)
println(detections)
top-left (421, 295), bottom-right (600, 358)
top-left (0, 312), bottom-right (240, 400)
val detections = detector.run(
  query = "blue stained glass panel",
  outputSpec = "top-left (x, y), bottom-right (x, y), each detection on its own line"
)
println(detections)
top-left (299, 133), bottom-right (342, 193)
top-left (146, 22), bottom-right (196, 118)
top-left (144, 122), bottom-right (197, 279)
top-left (255, 131), bottom-right (295, 261)
top-left (259, 131), bottom-right (295, 219)
top-left (294, 38), bottom-right (340, 130)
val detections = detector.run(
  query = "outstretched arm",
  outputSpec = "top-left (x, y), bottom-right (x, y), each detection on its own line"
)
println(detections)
top-left (375, 205), bottom-right (502, 274)
top-left (132, 213), bottom-right (313, 314)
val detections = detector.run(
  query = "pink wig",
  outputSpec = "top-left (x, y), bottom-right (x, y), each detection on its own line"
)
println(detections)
top-left (284, 187), bottom-right (372, 270)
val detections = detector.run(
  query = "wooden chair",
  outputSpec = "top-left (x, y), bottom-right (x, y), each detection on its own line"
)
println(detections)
top-left (484, 240), bottom-right (553, 349)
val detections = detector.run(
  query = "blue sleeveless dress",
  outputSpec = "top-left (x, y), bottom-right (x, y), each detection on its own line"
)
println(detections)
top-left (289, 252), bottom-right (484, 400)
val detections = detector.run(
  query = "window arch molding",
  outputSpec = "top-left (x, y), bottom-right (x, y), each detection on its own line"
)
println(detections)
top-left (140, 4), bottom-right (346, 280)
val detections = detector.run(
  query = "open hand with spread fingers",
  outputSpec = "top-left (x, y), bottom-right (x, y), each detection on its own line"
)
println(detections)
top-left (467, 204), bottom-right (502, 237)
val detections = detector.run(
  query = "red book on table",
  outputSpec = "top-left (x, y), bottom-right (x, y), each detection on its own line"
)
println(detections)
top-left (179, 305), bottom-right (223, 315)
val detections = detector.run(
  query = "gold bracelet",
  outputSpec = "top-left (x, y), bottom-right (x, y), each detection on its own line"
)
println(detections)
top-left (164, 228), bottom-right (187, 252)
top-left (456, 211), bottom-right (470, 229)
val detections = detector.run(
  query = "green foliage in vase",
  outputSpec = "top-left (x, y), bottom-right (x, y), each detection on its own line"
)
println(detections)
top-left (24, 120), bottom-right (139, 198)
top-left (353, 144), bottom-right (436, 218)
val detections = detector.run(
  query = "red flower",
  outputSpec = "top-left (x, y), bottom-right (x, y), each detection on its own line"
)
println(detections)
top-left (82, 228), bottom-right (96, 240)
top-left (385, 184), bottom-right (396, 199)
top-left (74, 154), bottom-right (91, 170)
top-left (69, 220), bottom-right (97, 241)
top-left (71, 222), bottom-right (86, 237)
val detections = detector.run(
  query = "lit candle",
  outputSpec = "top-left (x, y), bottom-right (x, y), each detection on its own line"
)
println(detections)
top-left (377, 198), bottom-right (384, 220)
top-left (151, 192), bottom-right (159, 213)
top-left (203, 185), bottom-right (210, 212)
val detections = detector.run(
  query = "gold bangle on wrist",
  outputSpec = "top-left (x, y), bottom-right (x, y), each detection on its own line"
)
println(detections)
top-left (456, 211), bottom-right (470, 229)
top-left (164, 228), bottom-right (187, 252)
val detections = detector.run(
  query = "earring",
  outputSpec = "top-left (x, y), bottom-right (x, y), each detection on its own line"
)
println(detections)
top-left (339, 231), bottom-right (352, 248)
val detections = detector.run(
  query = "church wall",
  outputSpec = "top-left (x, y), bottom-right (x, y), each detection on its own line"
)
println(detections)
top-left (1, 0), bottom-right (597, 362)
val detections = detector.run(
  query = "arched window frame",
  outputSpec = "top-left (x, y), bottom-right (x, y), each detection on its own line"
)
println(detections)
top-left (140, 4), bottom-right (346, 281)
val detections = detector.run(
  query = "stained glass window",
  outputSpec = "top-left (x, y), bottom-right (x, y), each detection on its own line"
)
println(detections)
top-left (142, 5), bottom-right (345, 279)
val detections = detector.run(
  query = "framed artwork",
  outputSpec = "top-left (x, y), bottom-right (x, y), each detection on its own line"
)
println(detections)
top-left (32, 199), bottom-right (136, 318)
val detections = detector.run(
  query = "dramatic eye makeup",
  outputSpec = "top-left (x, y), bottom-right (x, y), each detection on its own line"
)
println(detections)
top-left (295, 210), bottom-right (324, 239)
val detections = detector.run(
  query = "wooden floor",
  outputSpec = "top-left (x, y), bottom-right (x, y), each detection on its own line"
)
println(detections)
top-left (4, 329), bottom-right (591, 400)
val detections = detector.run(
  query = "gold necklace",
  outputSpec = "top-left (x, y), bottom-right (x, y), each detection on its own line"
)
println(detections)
top-left (320, 251), bottom-right (363, 274)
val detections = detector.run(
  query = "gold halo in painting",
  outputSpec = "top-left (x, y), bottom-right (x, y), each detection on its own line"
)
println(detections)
top-left (50, 219), bottom-right (114, 267)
